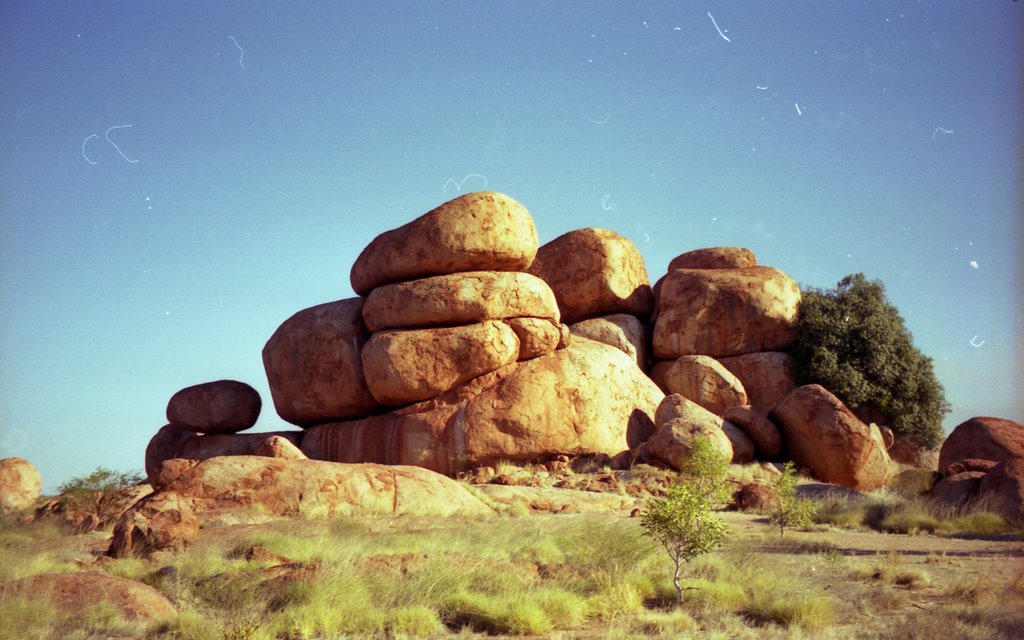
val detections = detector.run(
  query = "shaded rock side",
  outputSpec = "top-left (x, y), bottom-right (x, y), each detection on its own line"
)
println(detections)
top-left (723, 405), bottom-right (782, 457)
top-left (302, 338), bottom-right (663, 475)
top-left (12, 571), bottom-right (177, 622)
top-left (649, 417), bottom-right (734, 470)
top-left (528, 227), bottom-right (653, 324)
top-left (667, 247), bottom-right (758, 270)
top-left (262, 298), bottom-right (379, 426)
top-left (362, 271), bottom-right (559, 332)
top-left (350, 192), bottom-right (538, 295)
top-left (166, 379), bottom-right (261, 434)
top-left (717, 352), bottom-right (797, 416)
top-left (361, 320), bottom-right (521, 406)
top-left (0, 457), bottom-right (42, 511)
top-left (938, 416), bottom-right (1024, 475)
top-left (653, 267), bottom-right (800, 359)
top-left (770, 384), bottom-right (891, 491)
top-left (976, 459), bottom-right (1024, 523)
top-left (659, 355), bottom-right (748, 416)
top-left (569, 314), bottom-right (647, 369)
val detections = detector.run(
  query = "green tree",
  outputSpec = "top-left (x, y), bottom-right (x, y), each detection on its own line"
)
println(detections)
top-left (789, 273), bottom-right (950, 449)
top-left (56, 467), bottom-right (145, 520)
top-left (769, 462), bottom-right (816, 537)
top-left (640, 437), bottom-right (730, 605)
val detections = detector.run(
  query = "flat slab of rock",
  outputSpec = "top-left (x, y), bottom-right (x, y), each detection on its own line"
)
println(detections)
top-left (145, 426), bottom-right (303, 486)
top-left (361, 320), bottom-right (521, 405)
top-left (667, 247), bottom-right (757, 270)
top-left (938, 416), bottom-right (1024, 475)
top-left (166, 379), bottom-right (261, 434)
top-left (659, 355), bottom-right (748, 416)
top-left (0, 457), bottom-right (42, 511)
top-left (569, 314), bottom-right (647, 369)
top-left (653, 267), bottom-right (800, 359)
top-left (477, 485), bottom-right (639, 513)
top-left (362, 271), bottom-right (559, 332)
top-left (528, 227), bottom-right (653, 324)
top-left (262, 298), bottom-right (379, 425)
top-left (350, 192), bottom-right (538, 295)
top-left (12, 571), bottom-right (177, 622)
top-left (302, 338), bottom-right (663, 475)
top-left (771, 384), bottom-right (891, 491)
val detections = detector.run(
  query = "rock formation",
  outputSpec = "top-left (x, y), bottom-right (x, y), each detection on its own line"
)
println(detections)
top-left (166, 379), bottom-right (262, 434)
top-left (11, 572), bottom-right (177, 622)
top-left (0, 457), bottom-right (42, 511)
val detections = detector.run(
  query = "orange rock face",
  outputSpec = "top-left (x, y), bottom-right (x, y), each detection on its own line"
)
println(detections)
top-left (659, 355), bottom-right (748, 416)
top-left (166, 379), bottom-right (261, 434)
top-left (302, 338), bottom-right (663, 475)
top-left (144, 425), bottom-right (303, 485)
top-left (362, 271), bottom-right (559, 332)
top-left (667, 247), bottom-right (757, 270)
top-left (262, 298), bottom-right (379, 426)
top-left (723, 405), bottom-right (782, 457)
top-left (350, 192), bottom-right (538, 295)
top-left (938, 417), bottom-right (1024, 475)
top-left (0, 457), bottom-right (42, 511)
top-left (718, 352), bottom-right (796, 416)
top-left (649, 394), bottom-right (734, 466)
top-left (528, 228), bottom-right (654, 324)
top-left (653, 267), bottom-right (800, 359)
top-left (361, 320), bottom-right (521, 405)
top-left (569, 314), bottom-right (647, 369)
top-left (13, 571), bottom-right (178, 621)
top-left (771, 384), bottom-right (891, 491)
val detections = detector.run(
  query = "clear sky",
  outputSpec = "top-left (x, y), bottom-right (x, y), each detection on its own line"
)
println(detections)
top-left (1, 1), bottom-right (1021, 492)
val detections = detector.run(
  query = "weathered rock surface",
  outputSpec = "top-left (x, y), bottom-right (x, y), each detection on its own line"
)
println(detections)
top-left (944, 459), bottom-right (1000, 476)
top-left (361, 320), bottom-right (521, 405)
top-left (12, 571), bottom-right (177, 622)
top-left (653, 267), bottom-right (800, 359)
top-left (930, 471), bottom-right (986, 508)
top-left (528, 228), bottom-right (653, 324)
top-left (362, 271), bottom-right (559, 332)
top-left (477, 485), bottom-right (639, 513)
top-left (938, 417), bottom-right (1024, 476)
top-left (302, 338), bottom-right (663, 475)
top-left (667, 247), bottom-right (757, 271)
top-left (718, 352), bottom-right (797, 416)
top-left (976, 459), bottom-right (1024, 523)
top-left (723, 405), bottom-right (782, 457)
top-left (350, 192), bottom-right (538, 295)
top-left (145, 425), bottom-right (303, 486)
top-left (722, 421), bottom-right (756, 464)
top-left (504, 317), bottom-right (564, 360)
top-left (770, 384), bottom-right (891, 491)
top-left (255, 435), bottom-right (308, 460)
top-left (649, 417), bottom-right (734, 470)
top-left (166, 379), bottom-right (262, 434)
top-left (108, 490), bottom-right (200, 558)
top-left (659, 355), bottom-right (748, 415)
top-left (262, 298), bottom-right (379, 426)
top-left (569, 314), bottom-right (647, 368)
top-left (0, 457), bottom-right (42, 511)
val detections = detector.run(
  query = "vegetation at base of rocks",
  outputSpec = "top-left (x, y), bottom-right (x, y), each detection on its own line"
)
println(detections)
top-left (640, 436), bottom-right (731, 604)
top-left (789, 273), bottom-right (950, 449)
top-left (54, 466), bottom-right (146, 522)
top-left (769, 462), bottom-right (817, 537)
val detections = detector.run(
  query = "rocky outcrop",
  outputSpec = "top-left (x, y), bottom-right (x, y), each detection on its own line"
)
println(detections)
top-left (477, 485), bottom-right (639, 513)
top-left (505, 317), bottom-right (565, 360)
top-left (938, 417), bottom-right (1024, 475)
top-left (723, 405), bottom-right (782, 457)
top-left (717, 352), bottom-right (796, 416)
top-left (930, 472), bottom-right (986, 508)
top-left (528, 228), bottom-right (653, 324)
top-left (255, 435), bottom-right (308, 460)
top-left (976, 459), bottom-right (1024, 523)
top-left (648, 395), bottom-right (733, 468)
top-left (569, 314), bottom-right (647, 368)
top-left (108, 490), bottom-right (200, 557)
top-left (653, 267), bottom-right (800, 359)
top-left (657, 355), bottom-right (748, 415)
top-left (770, 384), bottom-right (891, 491)
top-left (350, 191), bottom-right (538, 295)
top-left (12, 572), bottom-right (177, 622)
top-left (361, 320), bottom-right (521, 405)
top-left (667, 247), bottom-right (757, 271)
top-left (0, 457), bottom-right (42, 511)
top-left (262, 298), bottom-right (379, 426)
top-left (721, 421), bottom-right (756, 464)
top-left (166, 380), bottom-right (261, 434)
top-left (144, 425), bottom-right (303, 485)
top-left (361, 271), bottom-right (559, 332)
top-left (302, 338), bottom-right (662, 475)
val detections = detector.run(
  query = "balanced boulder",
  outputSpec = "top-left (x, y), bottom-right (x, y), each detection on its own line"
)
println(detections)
top-left (262, 298), bottom-right (379, 426)
top-left (667, 247), bottom-right (757, 270)
top-left (771, 384), bottom-right (891, 491)
top-left (0, 457), bottom-right (42, 511)
top-left (528, 228), bottom-right (653, 324)
top-left (166, 380), bottom-right (261, 434)
top-left (350, 192), bottom-right (538, 295)
top-left (657, 355), bottom-right (748, 415)
top-left (653, 267), bottom-right (800, 359)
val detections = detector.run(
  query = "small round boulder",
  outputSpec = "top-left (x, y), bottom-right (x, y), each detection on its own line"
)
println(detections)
top-left (166, 380), bottom-right (262, 434)
top-left (0, 457), bottom-right (42, 511)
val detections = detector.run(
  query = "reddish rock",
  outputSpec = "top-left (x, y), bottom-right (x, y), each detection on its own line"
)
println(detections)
top-left (302, 338), bottom-right (663, 475)
top-left (166, 379), bottom-right (261, 434)
top-left (877, 425), bottom-right (895, 450)
top-left (255, 435), bottom-right (308, 460)
top-left (653, 267), bottom-right (800, 359)
top-left (731, 483), bottom-right (775, 512)
top-left (350, 191), bottom-right (538, 295)
top-left (362, 271), bottom-right (559, 332)
top-left (938, 417), bottom-right (1024, 475)
top-left (528, 228), bottom-right (654, 324)
top-left (262, 298), bottom-right (379, 426)
top-left (0, 457), bottom-right (42, 511)
top-left (150, 459), bottom-right (200, 491)
top-left (718, 352), bottom-right (797, 416)
top-left (667, 247), bottom-right (757, 270)
top-left (649, 417), bottom-right (733, 470)
top-left (504, 317), bottom-right (564, 360)
top-left (770, 384), bottom-right (891, 491)
top-left (108, 491), bottom-right (200, 558)
top-left (13, 571), bottom-right (177, 622)
top-left (976, 459), bottom-right (1024, 523)
top-left (930, 471), bottom-right (986, 508)
top-left (569, 314), bottom-right (647, 369)
top-left (722, 421), bottom-right (756, 464)
top-left (647, 360), bottom-right (673, 393)
top-left (361, 320), bottom-right (520, 405)
top-left (723, 405), bottom-right (782, 457)
top-left (889, 434), bottom-right (940, 470)
top-left (659, 355), bottom-right (748, 415)
top-left (945, 458), bottom-right (1000, 476)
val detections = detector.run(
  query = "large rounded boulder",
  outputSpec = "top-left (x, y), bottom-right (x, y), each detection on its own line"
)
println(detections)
top-left (0, 457), bottom-right (42, 511)
top-left (12, 572), bottom-right (177, 622)
top-left (938, 417), bottom-right (1024, 475)
top-left (166, 380), bottom-right (261, 434)
top-left (657, 355), bottom-right (748, 416)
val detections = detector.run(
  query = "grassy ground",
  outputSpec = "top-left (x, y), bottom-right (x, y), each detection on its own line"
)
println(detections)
top-left (2, 488), bottom-right (1022, 640)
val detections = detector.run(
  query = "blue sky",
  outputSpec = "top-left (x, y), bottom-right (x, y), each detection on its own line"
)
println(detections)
top-left (1, 1), bottom-right (1021, 491)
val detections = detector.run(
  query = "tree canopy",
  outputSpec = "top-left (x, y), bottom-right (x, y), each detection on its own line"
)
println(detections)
top-left (789, 273), bottom-right (949, 450)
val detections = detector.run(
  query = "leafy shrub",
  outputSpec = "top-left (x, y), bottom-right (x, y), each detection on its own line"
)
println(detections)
top-left (789, 273), bottom-right (949, 449)
top-left (55, 467), bottom-right (145, 522)
top-left (769, 462), bottom-right (816, 537)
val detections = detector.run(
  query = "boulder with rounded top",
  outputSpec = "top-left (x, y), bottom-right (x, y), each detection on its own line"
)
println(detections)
top-left (166, 379), bottom-right (261, 434)
top-left (938, 417), bottom-right (1024, 476)
top-left (0, 457), bottom-right (42, 511)
top-left (659, 355), bottom-right (748, 416)
top-left (667, 247), bottom-right (757, 270)
top-left (718, 352), bottom-right (797, 416)
top-left (569, 314), bottom-right (647, 368)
